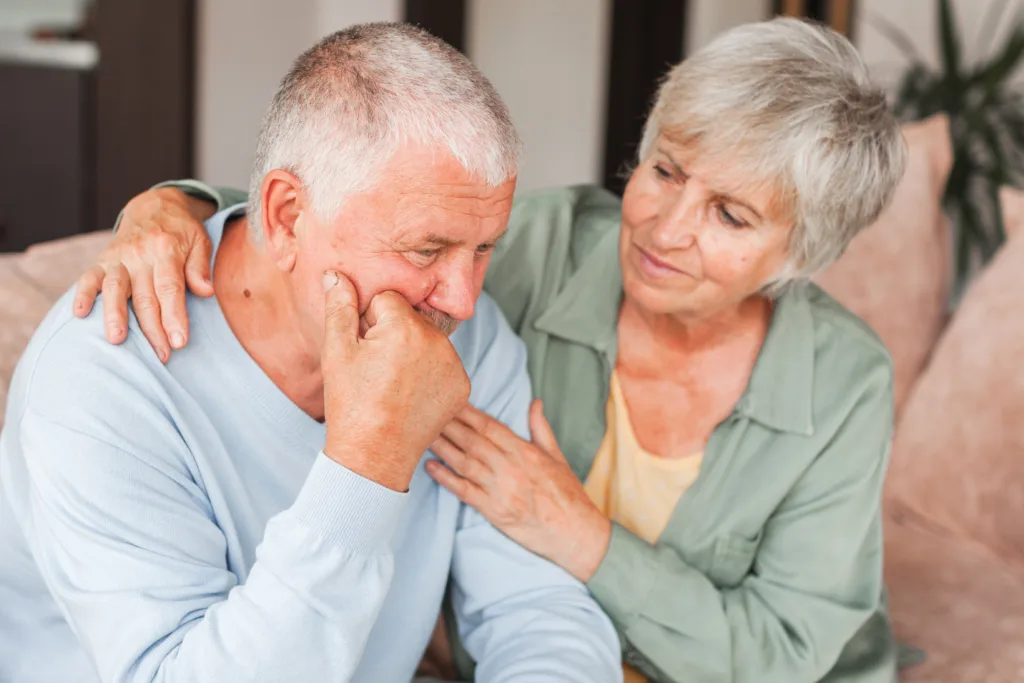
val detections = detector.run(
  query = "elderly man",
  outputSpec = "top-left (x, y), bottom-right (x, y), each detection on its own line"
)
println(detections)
top-left (0, 23), bottom-right (621, 683)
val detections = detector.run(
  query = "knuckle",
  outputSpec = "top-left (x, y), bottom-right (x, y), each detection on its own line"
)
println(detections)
top-left (133, 294), bottom-right (159, 312)
top-left (152, 232), bottom-right (185, 259)
top-left (154, 279), bottom-right (183, 298)
top-left (102, 273), bottom-right (126, 291)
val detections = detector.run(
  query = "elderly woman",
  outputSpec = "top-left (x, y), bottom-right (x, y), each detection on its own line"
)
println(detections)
top-left (75, 18), bottom-right (905, 683)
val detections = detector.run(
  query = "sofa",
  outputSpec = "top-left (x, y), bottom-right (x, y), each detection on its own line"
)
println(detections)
top-left (2, 118), bottom-right (1023, 680)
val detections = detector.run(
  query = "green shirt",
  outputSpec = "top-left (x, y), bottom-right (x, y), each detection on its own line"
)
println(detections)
top-left (161, 181), bottom-right (898, 683)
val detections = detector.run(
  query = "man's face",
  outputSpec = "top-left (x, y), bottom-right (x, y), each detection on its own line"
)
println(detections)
top-left (291, 145), bottom-right (516, 346)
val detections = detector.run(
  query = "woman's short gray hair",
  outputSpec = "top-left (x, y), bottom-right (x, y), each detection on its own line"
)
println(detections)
top-left (639, 17), bottom-right (906, 287)
top-left (248, 22), bottom-right (521, 235)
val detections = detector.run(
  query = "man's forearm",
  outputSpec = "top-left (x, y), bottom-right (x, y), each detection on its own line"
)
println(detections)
top-left (27, 415), bottom-right (407, 683)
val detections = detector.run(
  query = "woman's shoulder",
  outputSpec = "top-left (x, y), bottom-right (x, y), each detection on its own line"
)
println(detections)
top-left (484, 185), bottom-right (622, 333)
top-left (804, 284), bottom-right (893, 374)
top-left (502, 184), bottom-right (622, 266)
top-left (800, 283), bottom-right (895, 427)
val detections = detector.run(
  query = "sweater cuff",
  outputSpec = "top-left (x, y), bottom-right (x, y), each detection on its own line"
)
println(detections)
top-left (111, 179), bottom-right (224, 234)
top-left (289, 451), bottom-right (407, 555)
top-left (586, 523), bottom-right (659, 626)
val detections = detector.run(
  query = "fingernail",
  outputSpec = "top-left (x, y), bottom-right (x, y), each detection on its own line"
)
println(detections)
top-left (322, 271), bottom-right (338, 291)
top-left (158, 348), bottom-right (169, 363)
top-left (108, 325), bottom-right (123, 338)
top-left (170, 332), bottom-right (185, 349)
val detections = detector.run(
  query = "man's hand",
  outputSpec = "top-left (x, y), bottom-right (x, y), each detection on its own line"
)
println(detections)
top-left (74, 187), bottom-right (216, 362)
top-left (321, 271), bottom-right (471, 492)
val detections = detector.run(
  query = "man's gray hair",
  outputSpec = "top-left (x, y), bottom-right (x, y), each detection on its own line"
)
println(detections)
top-left (248, 22), bottom-right (521, 234)
top-left (639, 17), bottom-right (907, 288)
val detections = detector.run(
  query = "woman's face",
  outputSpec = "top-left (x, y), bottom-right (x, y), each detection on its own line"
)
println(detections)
top-left (620, 136), bottom-right (794, 318)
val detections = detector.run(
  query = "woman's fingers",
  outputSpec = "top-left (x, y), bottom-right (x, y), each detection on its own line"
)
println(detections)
top-left (184, 232), bottom-right (215, 298)
top-left (529, 400), bottom-right (565, 461)
top-left (454, 403), bottom-right (523, 453)
top-left (99, 264), bottom-right (131, 344)
top-left (154, 257), bottom-right (190, 350)
top-left (440, 417), bottom-right (516, 470)
top-left (429, 434), bottom-right (495, 487)
top-left (73, 265), bottom-right (106, 319)
top-left (128, 267), bottom-right (171, 363)
top-left (425, 460), bottom-right (487, 509)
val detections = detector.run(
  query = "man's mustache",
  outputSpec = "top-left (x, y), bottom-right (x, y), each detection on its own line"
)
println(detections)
top-left (356, 308), bottom-right (460, 337)
top-left (423, 309), bottom-right (460, 335)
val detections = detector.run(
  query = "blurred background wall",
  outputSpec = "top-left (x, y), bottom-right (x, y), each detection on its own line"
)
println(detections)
top-left (194, 0), bottom-right (1024, 192)
top-left (1, 0), bottom-right (1021, 249)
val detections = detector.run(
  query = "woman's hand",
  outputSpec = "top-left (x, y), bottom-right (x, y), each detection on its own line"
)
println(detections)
top-left (73, 188), bottom-right (216, 362)
top-left (426, 401), bottom-right (612, 582)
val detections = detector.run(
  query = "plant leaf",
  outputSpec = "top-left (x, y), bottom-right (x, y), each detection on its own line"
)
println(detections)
top-left (970, 25), bottom-right (1024, 91)
top-left (939, 0), bottom-right (963, 81)
top-left (893, 65), bottom-right (934, 118)
top-left (989, 182), bottom-right (1007, 249)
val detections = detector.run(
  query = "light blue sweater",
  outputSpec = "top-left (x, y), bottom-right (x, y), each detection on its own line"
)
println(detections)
top-left (0, 206), bottom-right (621, 683)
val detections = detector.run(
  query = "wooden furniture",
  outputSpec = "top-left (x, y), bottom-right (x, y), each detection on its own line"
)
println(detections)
top-left (0, 41), bottom-right (97, 252)
top-left (0, 1), bottom-right (195, 252)
top-left (777, 0), bottom-right (855, 37)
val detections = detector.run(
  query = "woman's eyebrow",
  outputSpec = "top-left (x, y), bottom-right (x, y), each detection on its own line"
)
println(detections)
top-left (658, 146), bottom-right (765, 220)
top-left (656, 147), bottom-right (687, 176)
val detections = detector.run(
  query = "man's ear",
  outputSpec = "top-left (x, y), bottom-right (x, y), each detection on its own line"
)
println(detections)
top-left (259, 169), bottom-right (308, 272)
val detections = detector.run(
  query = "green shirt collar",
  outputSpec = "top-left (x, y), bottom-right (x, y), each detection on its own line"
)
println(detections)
top-left (532, 228), bottom-right (816, 436)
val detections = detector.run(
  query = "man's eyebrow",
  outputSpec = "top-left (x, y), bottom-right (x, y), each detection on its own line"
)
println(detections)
top-left (656, 146), bottom-right (764, 221)
top-left (487, 227), bottom-right (509, 246)
top-left (420, 233), bottom-right (462, 248)
top-left (412, 227), bottom-right (509, 249)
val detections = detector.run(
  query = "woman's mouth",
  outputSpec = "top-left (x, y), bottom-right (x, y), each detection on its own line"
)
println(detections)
top-left (634, 244), bottom-right (689, 278)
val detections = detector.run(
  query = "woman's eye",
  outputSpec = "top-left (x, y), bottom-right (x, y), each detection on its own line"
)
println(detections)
top-left (653, 164), bottom-right (673, 180)
top-left (717, 205), bottom-right (746, 228)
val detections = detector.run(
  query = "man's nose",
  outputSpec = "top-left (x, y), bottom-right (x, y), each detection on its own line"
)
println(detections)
top-left (427, 255), bottom-right (478, 321)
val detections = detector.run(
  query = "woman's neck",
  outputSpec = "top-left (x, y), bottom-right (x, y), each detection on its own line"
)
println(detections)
top-left (616, 295), bottom-right (773, 378)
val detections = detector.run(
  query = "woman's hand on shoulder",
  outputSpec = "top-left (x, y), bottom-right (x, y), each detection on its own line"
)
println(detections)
top-left (74, 187), bottom-right (216, 362)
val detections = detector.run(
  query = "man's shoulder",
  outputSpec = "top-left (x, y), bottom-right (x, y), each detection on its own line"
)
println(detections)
top-left (7, 292), bottom-right (169, 426)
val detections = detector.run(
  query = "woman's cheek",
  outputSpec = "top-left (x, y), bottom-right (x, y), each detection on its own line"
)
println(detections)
top-left (696, 231), bottom-right (751, 283)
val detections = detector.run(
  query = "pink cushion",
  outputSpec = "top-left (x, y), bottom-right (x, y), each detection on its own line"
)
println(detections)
top-left (1002, 186), bottom-right (1024, 238)
top-left (816, 115), bottom-right (953, 416)
top-left (885, 514), bottom-right (1024, 683)
top-left (17, 230), bottom-right (111, 299)
top-left (0, 256), bottom-right (54, 424)
top-left (886, 187), bottom-right (1024, 571)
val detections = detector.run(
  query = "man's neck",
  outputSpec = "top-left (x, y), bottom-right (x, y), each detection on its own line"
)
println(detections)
top-left (213, 217), bottom-right (327, 420)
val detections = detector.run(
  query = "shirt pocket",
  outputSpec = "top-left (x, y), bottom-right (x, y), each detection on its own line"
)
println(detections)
top-left (708, 532), bottom-right (762, 588)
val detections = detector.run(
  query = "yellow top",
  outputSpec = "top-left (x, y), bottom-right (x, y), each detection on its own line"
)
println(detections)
top-left (584, 371), bottom-right (703, 683)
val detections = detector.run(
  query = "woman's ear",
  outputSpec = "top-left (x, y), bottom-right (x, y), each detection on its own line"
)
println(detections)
top-left (259, 169), bottom-right (306, 272)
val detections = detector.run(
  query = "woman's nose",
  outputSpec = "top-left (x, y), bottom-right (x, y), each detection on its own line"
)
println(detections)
top-left (651, 184), bottom-right (705, 249)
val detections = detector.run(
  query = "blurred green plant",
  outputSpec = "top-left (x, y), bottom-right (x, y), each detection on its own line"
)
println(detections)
top-left (872, 0), bottom-right (1024, 291)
